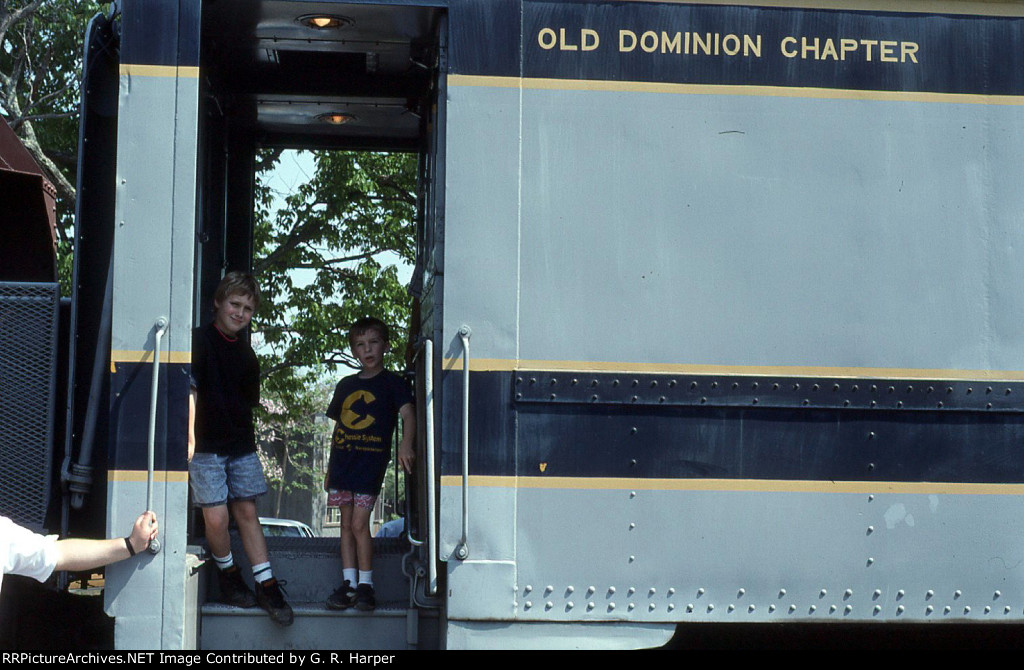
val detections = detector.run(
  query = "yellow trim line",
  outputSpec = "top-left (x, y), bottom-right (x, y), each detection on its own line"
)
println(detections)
top-left (120, 64), bottom-right (200, 78)
top-left (441, 357), bottom-right (1024, 381)
top-left (449, 75), bottom-right (1024, 106)
top-left (111, 350), bottom-right (191, 364)
top-left (441, 475), bottom-right (1024, 495)
top-left (109, 470), bottom-right (189, 483)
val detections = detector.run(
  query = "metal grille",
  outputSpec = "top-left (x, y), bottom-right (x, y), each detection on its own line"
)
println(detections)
top-left (0, 282), bottom-right (58, 531)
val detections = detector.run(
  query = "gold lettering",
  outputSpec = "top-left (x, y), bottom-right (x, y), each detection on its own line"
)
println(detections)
top-left (581, 28), bottom-right (599, 51)
top-left (538, 28), bottom-right (557, 50)
top-left (879, 40), bottom-right (897, 62)
top-left (840, 38), bottom-right (858, 60)
top-left (559, 27), bottom-right (578, 51)
top-left (722, 34), bottom-right (740, 56)
top-left (821, 38), bottom-right (838, 60)
top-left (860, 39), bottom-right (878, 61)
top-left (744, 34), bottom-right (761, 57)
top-left (619, 29), bottom-right (637, 52)
top-left (781, 36), bottom-right (797, 58)
top-left (661, 31), bottom-right (682, 54)
top-left (640, 30), bottom-right (659, 53)
top-left (801, 36), bottom-right (819, 59)
top-left (694, 32), bottom-right (712, 55)
top-left (901, 41), bottom-right (919, 63)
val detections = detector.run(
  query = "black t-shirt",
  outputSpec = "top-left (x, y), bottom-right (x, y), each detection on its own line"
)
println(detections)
top-left (325, 370), bottom-right (413, 494)
top-left (191, 323), bottom-right (260, 456)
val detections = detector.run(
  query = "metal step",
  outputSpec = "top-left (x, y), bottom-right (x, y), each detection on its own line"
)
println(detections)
top-left (198, 535), bottom-right (440, 649)
top-left (201, 602), bottom-right (439, 650)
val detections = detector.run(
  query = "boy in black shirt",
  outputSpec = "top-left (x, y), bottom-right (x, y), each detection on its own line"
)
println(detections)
top-left (324, 317), bottom-right (415, 611)
top-left (188, 272), bottom-right (293, 626)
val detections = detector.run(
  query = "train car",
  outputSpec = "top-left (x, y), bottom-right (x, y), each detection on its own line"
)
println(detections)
top-left (6, 0), bottom-right (1024, 650)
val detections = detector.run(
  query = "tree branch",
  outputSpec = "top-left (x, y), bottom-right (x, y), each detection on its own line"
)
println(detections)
top-left (0, 0), bottom-right (45, 45)
top-left (13, 110), bottom-right (76, 124)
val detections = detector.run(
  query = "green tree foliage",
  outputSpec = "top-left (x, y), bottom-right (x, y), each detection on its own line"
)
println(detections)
top-left (2, 0), bottom-right (102, 290)
top-left (254, 150), bottom-right (417, 402)
top-left (1, 0), bottom-right (99, 215)
top-left (252, 150), bottom-right (418, 514)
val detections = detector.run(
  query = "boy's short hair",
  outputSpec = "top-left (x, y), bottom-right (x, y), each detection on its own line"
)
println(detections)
top-left (213, 271), bottom-right (261, 311)
top-left (349, 317), bottom-right (390, 346)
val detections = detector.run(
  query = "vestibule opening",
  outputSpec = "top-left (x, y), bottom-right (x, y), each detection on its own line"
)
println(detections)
top-left (191, 0), bottom-right (443, 542)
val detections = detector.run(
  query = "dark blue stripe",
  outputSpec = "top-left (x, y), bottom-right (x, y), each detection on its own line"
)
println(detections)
top-left (108, 361), bottom-right (191, 472)
top-left (448, 0), bottom-right (1024, 96)
top-left (441, 371), bottom-right (1024, 483)
top-left (121, 0), bottom-right (200, 67)
top-left (449, 0), bottom-right (522, 77)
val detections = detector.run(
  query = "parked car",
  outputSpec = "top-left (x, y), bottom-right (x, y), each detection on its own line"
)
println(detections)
top-left (259, 517), bottom-right (315, 538)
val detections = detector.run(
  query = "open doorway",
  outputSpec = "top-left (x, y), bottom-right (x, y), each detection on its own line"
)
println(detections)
top-left (193, 1), bottom-right (444, 541)
top-left (253, 148), bottom-right (417, 537)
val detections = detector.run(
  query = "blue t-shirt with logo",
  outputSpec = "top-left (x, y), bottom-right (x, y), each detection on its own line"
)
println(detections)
top-left (325, 370), bottom-right (413, 495)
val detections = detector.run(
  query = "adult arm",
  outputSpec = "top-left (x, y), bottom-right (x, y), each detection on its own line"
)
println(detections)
top-left (53, 512), bottom-right (158, 572)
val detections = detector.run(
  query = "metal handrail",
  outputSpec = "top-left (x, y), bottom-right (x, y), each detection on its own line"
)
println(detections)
top-left (146, 316), bottom-right (167, 554)
top-left (455, 325), bottom-right (471, 560)
top-left (403, 335), bottom-right (440, 598)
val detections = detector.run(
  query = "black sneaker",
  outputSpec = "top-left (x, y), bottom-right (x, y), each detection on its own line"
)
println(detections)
top-left (256, 578), bottom-right (294, 626)
top-left (327, 580), bottom-right (356, 610)
top-left (217, 566), bottom-right (257, 608)
top-left (354, 583), bottom-right (376, 611)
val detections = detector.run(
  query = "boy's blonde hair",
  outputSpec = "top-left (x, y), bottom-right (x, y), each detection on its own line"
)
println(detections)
top-left (348, 317), bottom-right (389, 347)
top-left (213, 271), bottom-right (261, 310)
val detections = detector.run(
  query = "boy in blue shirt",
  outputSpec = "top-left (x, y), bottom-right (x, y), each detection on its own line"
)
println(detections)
top-left (325, 317), bottom-right (415, 611)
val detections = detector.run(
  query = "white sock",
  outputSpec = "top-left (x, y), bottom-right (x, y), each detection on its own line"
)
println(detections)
top-left (214, 552), bottom-right (234, 571)
top-left (343, 568), bottom-right (357, 585)
top-left (358, 570), bottom-right (373, 586)
top-left (252, 561), bottom-right (273, 584)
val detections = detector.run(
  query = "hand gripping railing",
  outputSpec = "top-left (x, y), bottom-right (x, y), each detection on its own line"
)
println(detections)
top-left (145, 317), bottom-right (167, 554)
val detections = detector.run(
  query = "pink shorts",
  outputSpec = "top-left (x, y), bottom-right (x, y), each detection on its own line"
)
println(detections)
top-left (328, 489), bottom-right (377, 510)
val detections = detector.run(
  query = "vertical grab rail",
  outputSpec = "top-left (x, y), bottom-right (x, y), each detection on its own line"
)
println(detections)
top-left (146, 317), bottom-right (168, 554)
top-left (455, 325), bottom-right (471, 560)
top-left (423, 338), bottom-right (438, 592)
top-left (405, 337), bottom-right (441, 600)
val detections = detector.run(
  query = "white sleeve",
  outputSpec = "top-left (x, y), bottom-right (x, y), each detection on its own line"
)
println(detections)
top-left (1, 516), bottom-right (59, 583)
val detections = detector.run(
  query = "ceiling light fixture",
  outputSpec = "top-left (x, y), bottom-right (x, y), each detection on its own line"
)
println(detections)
top-left (316, 112), bottom-right (356, 125)
top-left (297, 14), bottom-right (352, 29)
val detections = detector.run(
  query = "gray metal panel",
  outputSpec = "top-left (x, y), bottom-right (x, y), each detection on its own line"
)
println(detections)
top-left (107, 65), bottom-right (200, 649)
top-left (510, 485), bottom-right (1024, 624)
top-left (510, 89), bottom-right (1024, 371)
top-left (445, 618), bottom-right (675, 650)
top-left (111, 72), bottom-right (199, 357)
top-left (105, 479), bottom-right (192, 648)
top-left (439, 484), bottom-right (516, 562)
top-left (442, 85), bottom-right (521, 361)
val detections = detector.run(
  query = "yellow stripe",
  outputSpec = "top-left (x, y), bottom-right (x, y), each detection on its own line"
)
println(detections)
top-left (109, 470), bottom-right (189, 483)
top-left (449, 75), bottom-right (1024, 106)
top-left (440, 357), bottom-right (1024, 381)
top-left (609, 0), bottom-right (1024, 16)
top-left (119, 64), bottom-right (200, 79)
top-left (441, 475), bottom-right (1024, 495)
top-left (111, 350), bottom-right (191, 364)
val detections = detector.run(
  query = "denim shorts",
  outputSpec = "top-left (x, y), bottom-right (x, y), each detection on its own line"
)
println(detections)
top-left (189, 451), bottom-right (267, 507)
